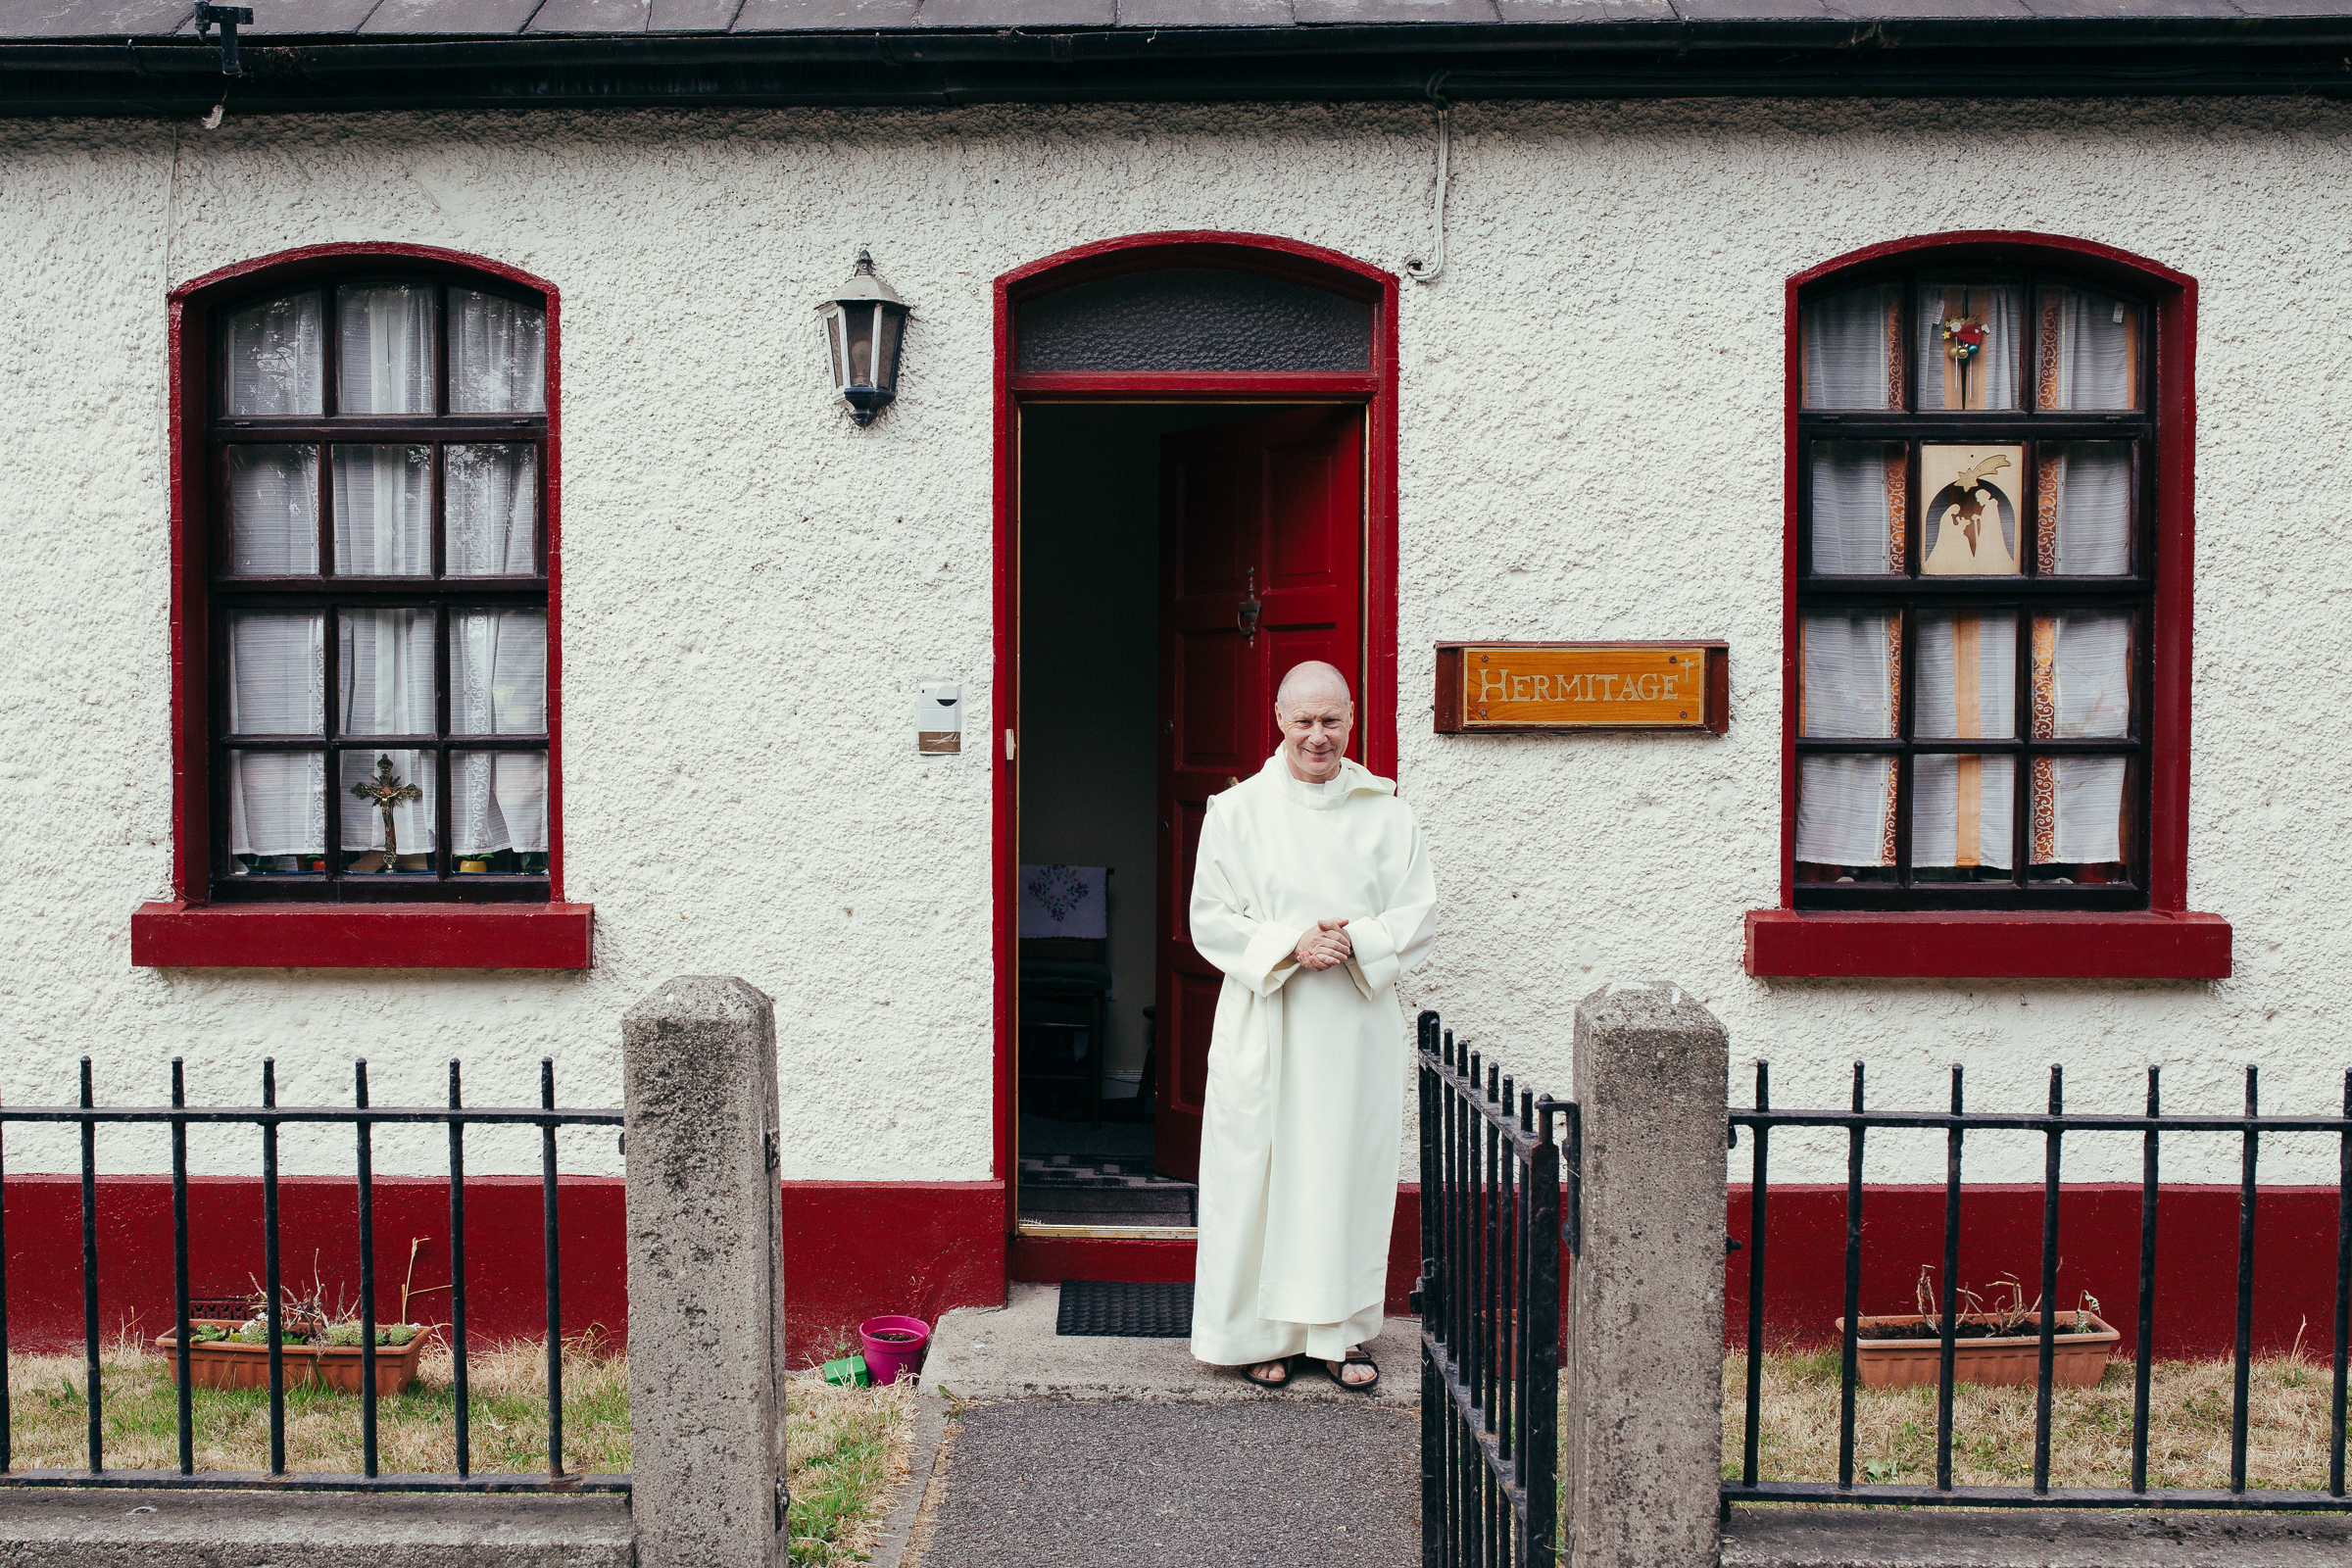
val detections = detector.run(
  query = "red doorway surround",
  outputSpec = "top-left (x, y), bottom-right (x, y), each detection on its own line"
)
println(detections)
top-left (992, 233), bottom-right (1404, 1277)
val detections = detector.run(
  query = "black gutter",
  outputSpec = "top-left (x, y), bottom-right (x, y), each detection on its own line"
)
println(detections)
top-left (4, 20), bottom-right (2351, 116)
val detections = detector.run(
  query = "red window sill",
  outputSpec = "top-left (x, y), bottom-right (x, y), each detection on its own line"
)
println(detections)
top-left (130, 902), bottom-right (594, 969)
top-left (1743, 908), bottom-right (2230, 980)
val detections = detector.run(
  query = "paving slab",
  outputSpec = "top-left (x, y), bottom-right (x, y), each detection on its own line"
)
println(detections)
top-left (906, 1398), bottom-right (1419, 1568)
top-left (1725, 1506), bottom-right (2352, 1568)
top-left (922, 1283), bottom-right (1418, 1405)
top-left (0, 1488), bottom-right (632, 1568)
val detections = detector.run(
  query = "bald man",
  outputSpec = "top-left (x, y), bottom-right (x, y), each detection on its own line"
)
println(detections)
top-left (1186, 661), bottom-right (1439, 1391)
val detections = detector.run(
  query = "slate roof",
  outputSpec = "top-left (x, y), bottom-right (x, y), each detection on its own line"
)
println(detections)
top-left (4, 0), bottom-right (2349, 113)
top-left (7, 0), bottom-right (2352, 38)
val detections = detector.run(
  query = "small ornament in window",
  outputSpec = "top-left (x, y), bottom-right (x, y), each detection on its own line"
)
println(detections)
top-left (1939, 317), bottom-right (1987, 362)
top-left (351, 755), bottom-right (423, 869)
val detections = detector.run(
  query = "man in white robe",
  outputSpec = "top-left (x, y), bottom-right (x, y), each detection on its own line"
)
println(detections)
top-left (1187, 661), bottom-right (1439, 1389)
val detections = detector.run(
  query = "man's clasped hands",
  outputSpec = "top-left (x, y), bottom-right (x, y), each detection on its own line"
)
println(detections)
top-left (1291, 918), bottom-right (1353, 972)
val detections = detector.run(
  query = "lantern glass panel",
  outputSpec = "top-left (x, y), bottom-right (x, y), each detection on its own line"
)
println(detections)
top-left (846, 305), bottom-right (877, 387)
top-left (820, 305), bottom-right (848, 393)
top-left (872, 307), bottom-right (905, 394)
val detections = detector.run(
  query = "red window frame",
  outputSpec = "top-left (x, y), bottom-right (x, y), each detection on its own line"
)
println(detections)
top-left (1746, 231), bottom-right (2228, 980)
top-left (132, 243), bottom-right (589, 969)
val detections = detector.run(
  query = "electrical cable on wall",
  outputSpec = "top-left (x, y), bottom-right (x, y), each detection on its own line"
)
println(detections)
top-left (1403, 105), bottom-right (1449, 285)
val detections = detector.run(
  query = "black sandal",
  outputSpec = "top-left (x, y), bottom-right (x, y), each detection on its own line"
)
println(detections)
top-left (1320, 1348), bottom-right (1380, 1392)
top-left (1242, 1356), bottom-right (1297, 1390)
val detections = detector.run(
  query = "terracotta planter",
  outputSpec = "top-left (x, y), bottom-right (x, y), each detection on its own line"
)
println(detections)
top-left (155, 1320), bottom-right (430, 1396)
top-left (1837, 1312), bottom-right (2119, 1390)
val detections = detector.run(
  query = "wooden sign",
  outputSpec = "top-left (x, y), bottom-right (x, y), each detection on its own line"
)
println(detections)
top-left (1434, 642), bottom-right (1729, 734)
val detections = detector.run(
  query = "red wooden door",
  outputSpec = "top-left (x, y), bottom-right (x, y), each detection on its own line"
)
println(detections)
top-left (1154, 406), bottom-right (1365, 1183)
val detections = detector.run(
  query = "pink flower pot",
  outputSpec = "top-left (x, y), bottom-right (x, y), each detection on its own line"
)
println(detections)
top-left (858, 1315), bottom-right (930, 1386)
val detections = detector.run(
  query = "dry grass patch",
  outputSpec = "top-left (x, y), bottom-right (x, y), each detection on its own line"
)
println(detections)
top-left (7, 1338), bottom-right (915, 1565)
top-left (1722, 1348), bottom-right (2340, 1493)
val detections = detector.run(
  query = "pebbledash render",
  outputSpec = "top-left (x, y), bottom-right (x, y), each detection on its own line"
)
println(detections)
top-left (1, 1), bottom-right (2346, 1352)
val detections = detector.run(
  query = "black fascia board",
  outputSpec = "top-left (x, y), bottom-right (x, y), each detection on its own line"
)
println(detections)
top-left (5, 19), bottom-right (2352, 117)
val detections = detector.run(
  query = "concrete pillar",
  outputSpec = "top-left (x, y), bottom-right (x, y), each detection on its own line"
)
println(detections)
top-left (1564, 980), bottom-right (1729, 1568)
top-left (623, 976), bottom-right (788, 1568)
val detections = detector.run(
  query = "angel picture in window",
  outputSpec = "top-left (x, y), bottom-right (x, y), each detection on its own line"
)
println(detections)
top-left (1921, 445), bottom-right (2023, 576)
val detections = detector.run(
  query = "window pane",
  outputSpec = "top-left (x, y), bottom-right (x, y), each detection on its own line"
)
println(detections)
top-left (226, 751), bottom-right (325, 866)
top-left (224, 293), bottom-right (324, 416)
top-left (1796, 754), bottom-right (1897, 876)
top-left (2036, 287), bottom-right (2139, 411)
top-left (1799, 613), bottom-right (1898, 738)
top-left (332, 445), bottom-right (432, 575)
top-left (337, 285), bottom-right (436, 415)
top-left (453, 750), bottom-right (549, 865)
top-left (338, 608), bottom-right (437, 736)
top-left (1912, 754), bottom-right (2016, 873)
top-left (2031, 755), bottom-right (2131, 876)
top-left (1914, 611), bottom-right (2018, 740)
top-left (226, 446), bottom-right (319, 575)
top-left (1808, 442), bottom-right (1905, 573)
top-left (1016, 270), bottom-right (1371, 373)
top-left (451, 610), bottom-right (547, 735)
top-left (340, 749), bottom-right (436, 869)
top-left (1922, 444), bottom-right (2023, 576)
top-left (450, 290), bottom-right (547, 414)
top-left (2036, 443), bottom-right (2132, 575)
top-left (228, 612), bottom-right (323, 735)
top-left (2032, 612), bottom-right (2132, 738)
top-left (446, 445), bottom-right (539, 575)
top-left (1800, 284), bottom-right (1902, 410)
top-left (1917, 279), bottom-right (2022, 412)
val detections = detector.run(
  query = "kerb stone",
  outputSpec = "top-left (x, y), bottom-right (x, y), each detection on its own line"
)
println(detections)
top-left (623, 975), bottom-right (788, 1568)
top-left (1564, 980), bottom-right (1729, 1568)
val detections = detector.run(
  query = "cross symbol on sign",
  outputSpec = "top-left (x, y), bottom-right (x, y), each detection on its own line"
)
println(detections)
top-left (350, 754), bottom-right (422, 868)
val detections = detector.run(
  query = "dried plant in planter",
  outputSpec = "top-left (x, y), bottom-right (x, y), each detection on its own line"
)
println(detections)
top-left (1835, 1265), bottom-right (2120, 1390)
top-left (158, 1256), bottom-right (431, 1394)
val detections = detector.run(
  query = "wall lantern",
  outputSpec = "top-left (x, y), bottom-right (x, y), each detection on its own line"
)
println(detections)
top-left (815, 248), bottom-right (910, 426)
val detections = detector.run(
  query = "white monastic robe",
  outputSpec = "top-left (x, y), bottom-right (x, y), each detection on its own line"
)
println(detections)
top-left (1187, 753), bottom-right (1439, 1365)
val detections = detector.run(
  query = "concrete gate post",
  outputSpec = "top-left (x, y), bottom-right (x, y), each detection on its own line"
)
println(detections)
top-left (1564, 981), bottom-right (1730, 1568)
top-left (623, 976), bottom-right (789, 1568)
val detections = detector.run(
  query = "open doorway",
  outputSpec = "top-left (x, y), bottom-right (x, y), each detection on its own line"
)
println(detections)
top-left (1015, 401), bottom-right (1368, 1234)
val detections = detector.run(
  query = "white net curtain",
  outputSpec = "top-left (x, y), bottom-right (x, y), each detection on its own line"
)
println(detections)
top-left (216, 275), bottom-right (549, 881)
top-left (1797, 270), bottom-right (2142, 884)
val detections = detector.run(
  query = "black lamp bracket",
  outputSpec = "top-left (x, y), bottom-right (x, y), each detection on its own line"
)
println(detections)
top-left (194, 3), bottom-right (254, 75)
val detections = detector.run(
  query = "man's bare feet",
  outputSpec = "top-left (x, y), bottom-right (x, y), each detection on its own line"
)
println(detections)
top-left (1325, 1347), bottom-right (1377, 1387)
top-left (1242, 1356), bottom-right (1294, 1389)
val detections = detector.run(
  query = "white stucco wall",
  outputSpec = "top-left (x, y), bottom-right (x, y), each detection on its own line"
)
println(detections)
top-left (2, 97), bottom-right (2345, 1187)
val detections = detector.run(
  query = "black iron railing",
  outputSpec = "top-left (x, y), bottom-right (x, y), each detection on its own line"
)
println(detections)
top-left (1413, 1011), bottom-right (1572, 1567)
top-left (0, 1055), bottom-right (626, 1493)
top-left (1728, 1060), bottom-right (2352, 1512)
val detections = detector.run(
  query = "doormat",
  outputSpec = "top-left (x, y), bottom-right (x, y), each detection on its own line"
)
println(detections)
top-left (1055, 1279), bottom-right (1194, 1339)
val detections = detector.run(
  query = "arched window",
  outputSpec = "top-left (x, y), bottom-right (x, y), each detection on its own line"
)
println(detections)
top-left (166, 250), bottom-right (562, 931)
top-left (1753, 235), bottom-right (2226, 978)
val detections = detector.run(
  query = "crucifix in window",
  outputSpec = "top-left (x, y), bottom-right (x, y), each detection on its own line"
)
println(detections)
top-left (352, 754), bottom-right (422, 867)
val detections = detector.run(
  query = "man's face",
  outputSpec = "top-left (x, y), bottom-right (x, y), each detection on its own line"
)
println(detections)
top-left (1278, 692), bottom-right (1353, 781)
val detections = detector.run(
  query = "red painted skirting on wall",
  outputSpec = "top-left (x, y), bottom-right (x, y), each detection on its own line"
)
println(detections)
top-left (1, 1177), bottom-right (1003, 1366)
top-left (129, 902), bottom-right (596, 969)
top-left (8, 1177), bottom-right (2328, 1367)
top-left (1727, 1183), bottom-right (2341, 1358)
top-left (1743, 908), bottom-right (2231, 980)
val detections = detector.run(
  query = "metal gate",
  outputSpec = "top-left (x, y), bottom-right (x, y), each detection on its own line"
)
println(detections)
top-left (1413, 1011), bottom-right (1575, 1567)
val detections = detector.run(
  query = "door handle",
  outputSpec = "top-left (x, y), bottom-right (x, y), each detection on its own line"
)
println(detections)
top-left (1236, 567), bottom-right (1261, 646)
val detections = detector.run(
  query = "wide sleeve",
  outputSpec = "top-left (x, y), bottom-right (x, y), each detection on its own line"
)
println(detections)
top-left (1188, 797), bottom-right (1305, 998)
top-left (1345, 811), bottom-right (1438, 999)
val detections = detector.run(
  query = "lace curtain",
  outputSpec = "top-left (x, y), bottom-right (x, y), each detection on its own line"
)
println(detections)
top-left (448, 445), bottom-right (539, 574)
top-left (2031, 612), bottom-right (2132, 865)
top-left (226, 612), bottom-right (326, 860)
top-left (225, 295), bottom-right (323, 416)
top-left (1912, 611), bottom-right (2019, 870)
top-left (227, 446), bottom-right (319, 574)
top-left (1801, 285), bottom-right (1902, 410)
top-left (333, 445), bottom-right (431, 574)
top-left (451, 610), bottom-right (549, 856)
top-left (1810, 443), bottom-right (1905, 573)
top-left (1916, 281), bottom-right (2022, 412)
top-left (452, 291), bottom-right (547, 414)
top-left (2037, 443), bottom-right (2132, 574)
top-left (338, 610), bottom-right (437, 854)
top-left (2038, 288), bottom-right (2135, 411)
top-left (1796, 612), bottom-right (1899, 869)
top-left (338, 286), bottom-right (435, 415)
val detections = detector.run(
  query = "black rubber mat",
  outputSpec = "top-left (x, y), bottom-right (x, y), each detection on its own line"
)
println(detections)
top-left (1055, 1278), bottom-right (1195, 1338)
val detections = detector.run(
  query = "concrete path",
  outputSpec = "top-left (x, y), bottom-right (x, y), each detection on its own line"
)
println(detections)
top-left (920, 1283), bottom-right (1418, 1406)
top-left (904, 1399), bottom-right (1420, 1568)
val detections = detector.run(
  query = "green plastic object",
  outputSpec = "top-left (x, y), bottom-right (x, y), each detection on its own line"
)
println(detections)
top-left (821, 1354), bottom-right (871, 1388)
